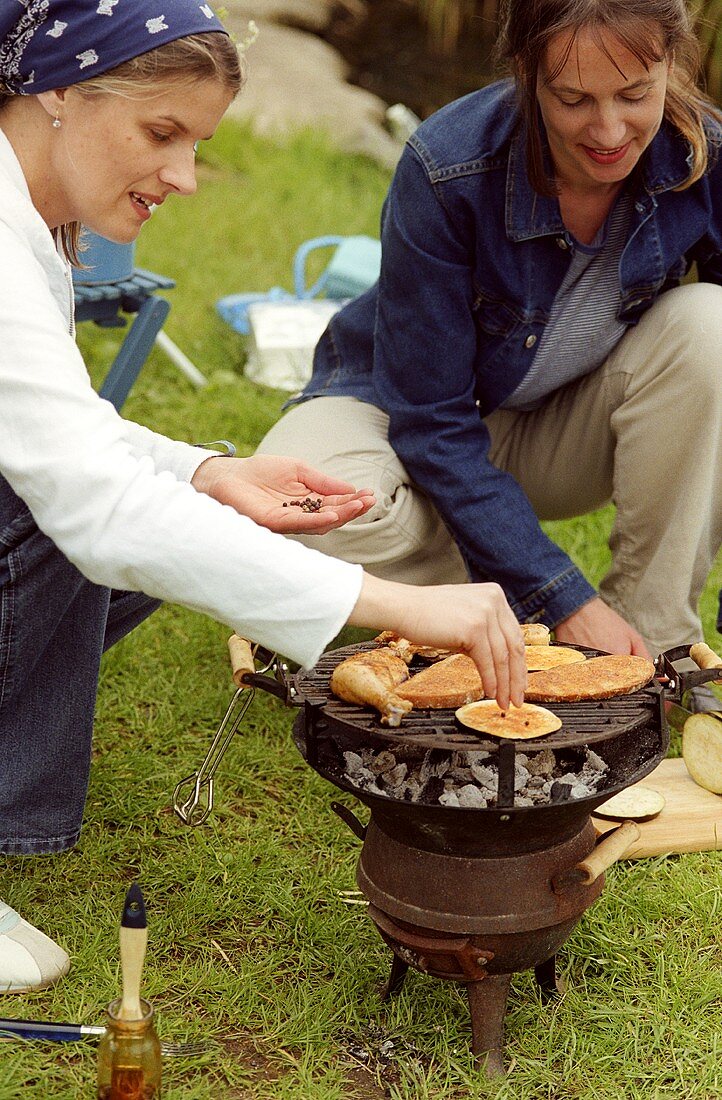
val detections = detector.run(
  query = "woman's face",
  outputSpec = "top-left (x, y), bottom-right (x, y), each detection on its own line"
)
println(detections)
top-left (536, 23), bottom-right (670, 193)
top-left (41, 77), bottom-right (233, 240)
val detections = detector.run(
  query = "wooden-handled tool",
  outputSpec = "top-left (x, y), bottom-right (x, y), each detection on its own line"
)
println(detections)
top-left (117, 883), bottom-right (147, 1022)
top-left (690, 643), bottom-right (722, 670)
top-left (173, 636), bottom-right (261, 826)
top-left (227, 634), bottom-right (255, 688)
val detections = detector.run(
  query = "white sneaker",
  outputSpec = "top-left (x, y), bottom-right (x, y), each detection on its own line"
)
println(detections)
top-left (0, 901), bottom-right (70, 992)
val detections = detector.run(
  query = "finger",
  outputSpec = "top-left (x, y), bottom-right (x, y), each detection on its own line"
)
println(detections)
top-left (270, 497), bottom-right (369, 534)
top-left (294, 500), bottom-right (367, 533)
top-left (470, 641), bottom-right (498, 708)
top-left (487, 619), bottom-right (513, 710)
top-left (503, 621), bottom-right (527, 707)
top-left (316, 491), bottom-right (376, 510)
top-left (295, 464), bottom-right (370, 497)
top-left (328, 499), bottom-right (368, 524)
top-left (271, 510), bottom-right (341, 534)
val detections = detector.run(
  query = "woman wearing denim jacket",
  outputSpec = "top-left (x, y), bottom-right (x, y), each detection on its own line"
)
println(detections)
top-left (0, 2), bottom-right (527, 995)
top-left (260, 0), bottom-right (722, 661)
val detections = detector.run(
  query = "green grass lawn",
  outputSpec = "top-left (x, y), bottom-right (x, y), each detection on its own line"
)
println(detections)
top-left (1, 119), bottom-right (722, 1099)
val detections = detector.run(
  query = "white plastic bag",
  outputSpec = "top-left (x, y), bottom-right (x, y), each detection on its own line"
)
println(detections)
top-left (244, 300), bottom-right (344, 391)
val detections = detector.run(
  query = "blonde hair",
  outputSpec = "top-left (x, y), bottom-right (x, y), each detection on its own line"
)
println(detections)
top-left (495, 0), bottom-right (722, 196)
top-left (1, 32), bottom-right (243, 263)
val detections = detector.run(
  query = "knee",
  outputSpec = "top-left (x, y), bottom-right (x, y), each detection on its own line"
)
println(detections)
top-left (660, 282), bottom-right (722, 347)
top-left (655, 283), bottom-right (722, 394)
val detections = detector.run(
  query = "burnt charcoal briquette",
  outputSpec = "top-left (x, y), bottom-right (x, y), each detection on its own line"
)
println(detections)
top-left (550, 780), bottom-right (574, 802)
top-left (420, 775), bottom-right (445, 803)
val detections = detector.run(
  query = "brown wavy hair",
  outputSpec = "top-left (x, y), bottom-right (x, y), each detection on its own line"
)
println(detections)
top-left (0, 32), bottom-right (243, 263)
top-left (495, 0), bottom-right (722, 196)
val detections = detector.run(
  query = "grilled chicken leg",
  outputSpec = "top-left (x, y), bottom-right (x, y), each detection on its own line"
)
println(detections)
top-left (331, 647), bottom-right (413, 727)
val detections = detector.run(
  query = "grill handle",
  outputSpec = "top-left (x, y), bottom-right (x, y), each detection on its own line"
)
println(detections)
top-left (657, 642), bottom-right (722, 695)
top-left (330, 801), bottom-right (368, 842)
top-left (227, 634), bottom-right (292, 703)
top-left (228, 635), bottom-right (255, 687)
top-left (690, 643), bottom-right (722, 670)
top-left (553, 820), bottom-right (640, 892)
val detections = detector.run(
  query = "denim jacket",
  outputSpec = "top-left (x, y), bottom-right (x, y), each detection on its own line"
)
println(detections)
top-left (298, 80), bottom-right (722, 626)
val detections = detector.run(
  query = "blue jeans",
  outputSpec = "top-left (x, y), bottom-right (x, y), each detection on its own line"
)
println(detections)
top-left (0, 476), bottom-right (160, 855)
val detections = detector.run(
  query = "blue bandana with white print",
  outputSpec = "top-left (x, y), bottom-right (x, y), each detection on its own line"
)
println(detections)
top-left (0, 0), bottom-right (228, 94)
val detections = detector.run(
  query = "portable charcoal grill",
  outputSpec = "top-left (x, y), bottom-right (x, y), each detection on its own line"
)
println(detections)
top-left (176, 637), bottom-right (722, 1078)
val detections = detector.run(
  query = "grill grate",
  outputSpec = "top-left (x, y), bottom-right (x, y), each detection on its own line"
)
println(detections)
top-left (293, 642), bottom-right (663, 752)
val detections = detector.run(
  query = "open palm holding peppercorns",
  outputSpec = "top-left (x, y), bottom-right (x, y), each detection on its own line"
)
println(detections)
top-left (190, 453), bottom-right (376, 535)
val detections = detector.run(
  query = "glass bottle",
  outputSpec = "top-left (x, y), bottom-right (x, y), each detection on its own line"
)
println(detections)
top-left (97, 999), bottom-right (162, 1100)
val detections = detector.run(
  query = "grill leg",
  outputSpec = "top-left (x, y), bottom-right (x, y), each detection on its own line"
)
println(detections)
top-left (382, 954), bottom-right (409, 999)
top-left (534, 954), bottom-right (566, 1001)
top-left (467, 974), bottom-right (511, 1078)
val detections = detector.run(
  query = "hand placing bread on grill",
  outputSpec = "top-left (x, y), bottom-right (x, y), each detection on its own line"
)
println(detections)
top-left (344, 577), bottom-right (528, 714)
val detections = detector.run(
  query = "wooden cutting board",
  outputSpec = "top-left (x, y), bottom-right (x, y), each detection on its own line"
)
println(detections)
top-left (592, 757), bottom-right (722, 857)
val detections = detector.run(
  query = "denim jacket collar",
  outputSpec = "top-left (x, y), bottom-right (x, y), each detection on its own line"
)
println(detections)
top-left (506, 117), bottom-right (693, 243)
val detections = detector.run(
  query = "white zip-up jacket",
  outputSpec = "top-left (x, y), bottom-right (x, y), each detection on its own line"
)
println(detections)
top-left (0, 129), bottom-right (362, 667)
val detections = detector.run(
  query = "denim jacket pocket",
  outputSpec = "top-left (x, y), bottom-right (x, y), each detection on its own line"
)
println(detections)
top-left (472, 291), bottom-right (521, 337)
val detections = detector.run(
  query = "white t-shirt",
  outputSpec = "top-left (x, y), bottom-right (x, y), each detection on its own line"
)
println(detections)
top-left (0, 129), bottom-right (362, 668)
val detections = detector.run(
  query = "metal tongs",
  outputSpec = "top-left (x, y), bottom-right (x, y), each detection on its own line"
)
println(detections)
top-left (173, 635), bottom-right (277, 826)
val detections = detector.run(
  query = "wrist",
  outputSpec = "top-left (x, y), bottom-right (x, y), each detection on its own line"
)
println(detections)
top-left (348, 573), bottom-right (409, 632)
top-left (557, 596), bottom-right (603, 628)
top-left (190, 454), bottom-right (236, 494)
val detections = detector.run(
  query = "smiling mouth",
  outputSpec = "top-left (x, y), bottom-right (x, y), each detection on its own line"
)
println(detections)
top-left (582, 142), bottom-right (631, 159)
top-left (130, 191), bottom-right (158, 211)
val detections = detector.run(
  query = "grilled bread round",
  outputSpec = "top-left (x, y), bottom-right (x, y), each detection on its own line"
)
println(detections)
top-left (525, 655), bottom-right (655, 702)
top-left (524, 645), bottom-right (586, 672)
top-left (456, 700), bottom-right (562, 739)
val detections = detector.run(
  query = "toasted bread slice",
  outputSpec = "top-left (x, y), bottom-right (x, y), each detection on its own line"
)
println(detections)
top-left (525, 655), bottom-right (655, 702)
top-left (521, 623), bottom-right (551, 646)
top-left (397, 653), bottom-right (483, 708)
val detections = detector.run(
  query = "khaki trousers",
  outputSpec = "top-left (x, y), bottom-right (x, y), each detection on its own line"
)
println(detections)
top-left (258, 283), bottom-right (722, 653)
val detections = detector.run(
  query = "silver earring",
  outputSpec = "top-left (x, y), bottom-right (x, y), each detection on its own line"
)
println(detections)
top-left (52, 115), bottom-right (61, 129)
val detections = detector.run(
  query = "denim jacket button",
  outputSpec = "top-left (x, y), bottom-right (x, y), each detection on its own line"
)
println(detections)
top-left (524, 334), bottom-right (537, 348)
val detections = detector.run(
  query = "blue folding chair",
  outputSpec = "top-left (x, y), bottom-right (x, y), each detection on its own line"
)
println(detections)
top-left (216, 234), bottom-right (382, 336)
top-left (73, 234), bottom-right (174, 410)
top-left (74, 233), bottom-right (207, 410)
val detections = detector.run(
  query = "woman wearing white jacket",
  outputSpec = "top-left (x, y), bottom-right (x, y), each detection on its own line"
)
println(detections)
top-left (0, 1), bottom-right (525, 993)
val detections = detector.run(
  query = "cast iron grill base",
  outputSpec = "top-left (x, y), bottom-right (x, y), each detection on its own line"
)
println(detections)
top-left (287, 639), bottom-right (671, 1078)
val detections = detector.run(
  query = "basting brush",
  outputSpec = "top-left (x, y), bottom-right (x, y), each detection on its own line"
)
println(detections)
top-left (117, 883), bottom-right (147, 1021)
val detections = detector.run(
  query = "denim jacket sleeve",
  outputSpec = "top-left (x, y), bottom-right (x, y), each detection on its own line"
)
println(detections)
top-left (373, 144), bottom-right (596, 626)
